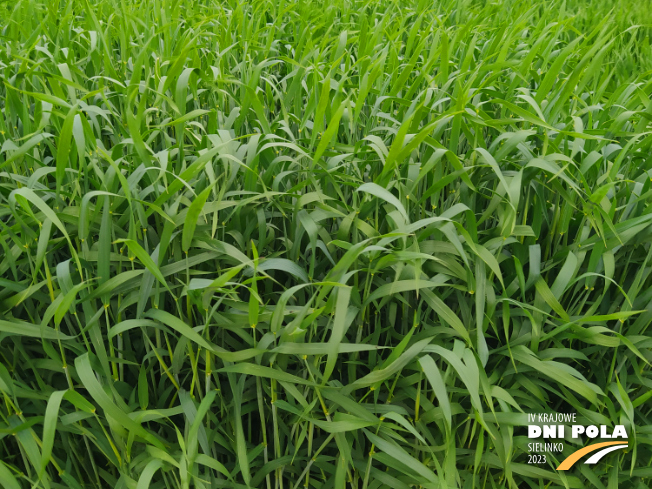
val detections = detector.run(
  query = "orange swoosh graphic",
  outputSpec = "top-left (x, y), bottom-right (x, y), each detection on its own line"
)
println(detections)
top-left (557, 441), bottom-right (628, 470)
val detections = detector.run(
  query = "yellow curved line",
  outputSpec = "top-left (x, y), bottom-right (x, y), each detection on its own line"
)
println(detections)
top-left (557, 441), bottom-right (628, 470)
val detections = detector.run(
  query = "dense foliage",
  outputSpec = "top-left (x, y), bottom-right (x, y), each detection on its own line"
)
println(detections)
top-left (1, 0), bottom-right (652, 487)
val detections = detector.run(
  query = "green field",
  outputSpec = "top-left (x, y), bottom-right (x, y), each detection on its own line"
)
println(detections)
top-left (1, 0), bottom-right (652, 487)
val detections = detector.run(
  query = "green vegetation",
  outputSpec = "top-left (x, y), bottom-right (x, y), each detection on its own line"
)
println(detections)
top-left (1, 0), bottom-right (652, 487)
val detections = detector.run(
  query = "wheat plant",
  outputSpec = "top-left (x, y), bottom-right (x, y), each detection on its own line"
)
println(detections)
top-left (0, 0), bottom-right (652, 487)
